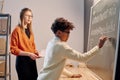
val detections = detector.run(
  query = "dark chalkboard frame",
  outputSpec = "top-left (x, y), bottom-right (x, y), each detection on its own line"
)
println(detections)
top-left (113, 18), bottom-right (120, 80)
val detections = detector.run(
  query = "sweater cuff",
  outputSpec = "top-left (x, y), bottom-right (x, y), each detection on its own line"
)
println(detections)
top-left (62, 68), bottom-right (73, 77)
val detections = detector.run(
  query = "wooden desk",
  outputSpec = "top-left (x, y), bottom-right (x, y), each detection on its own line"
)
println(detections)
top-left (59, 63), bottom-right (112, 80)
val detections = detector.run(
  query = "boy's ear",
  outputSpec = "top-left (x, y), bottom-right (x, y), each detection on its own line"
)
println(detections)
top-left (56, 30), bottom-right (62, 36)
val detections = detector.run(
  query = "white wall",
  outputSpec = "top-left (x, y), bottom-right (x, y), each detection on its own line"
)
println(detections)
top-left (4, 0), bottom-right (84, 80)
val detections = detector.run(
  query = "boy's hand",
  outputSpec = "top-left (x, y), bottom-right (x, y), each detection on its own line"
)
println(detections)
top-left (98, 36), bottom-right (108, 48)
top-left (71, 74), bottom-right (82, 78)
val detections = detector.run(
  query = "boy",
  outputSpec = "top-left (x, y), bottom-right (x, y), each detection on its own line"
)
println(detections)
top-left (37, 17), bottom-right (107, 80)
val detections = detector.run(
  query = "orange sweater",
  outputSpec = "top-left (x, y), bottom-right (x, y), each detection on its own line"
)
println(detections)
top-left (10, 26), bottom-right (36, 55)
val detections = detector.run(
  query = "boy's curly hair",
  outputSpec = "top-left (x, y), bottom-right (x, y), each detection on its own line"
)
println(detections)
top-left (51, 17), bottom-right (75, 34)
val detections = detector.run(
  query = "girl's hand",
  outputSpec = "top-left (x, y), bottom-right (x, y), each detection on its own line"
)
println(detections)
top-left (35, 50), bottom-right (43, 58)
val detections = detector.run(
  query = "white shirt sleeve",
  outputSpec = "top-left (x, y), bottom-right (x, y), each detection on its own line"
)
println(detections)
top-left (58, 42), bottom-right (100, 62)
top-left (61, 68), bottom-right (73, 77)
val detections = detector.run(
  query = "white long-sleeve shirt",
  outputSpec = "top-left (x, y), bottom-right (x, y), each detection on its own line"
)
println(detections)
top-left (37, 37), bottom-right (100, 80)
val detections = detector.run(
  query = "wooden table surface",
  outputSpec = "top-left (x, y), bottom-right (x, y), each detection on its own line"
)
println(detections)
top-left (59, 63), bottom-right (112, 80)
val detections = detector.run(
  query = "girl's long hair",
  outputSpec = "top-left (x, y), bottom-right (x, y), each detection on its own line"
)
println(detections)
top-left (18, 8), bottom-right (33, 35)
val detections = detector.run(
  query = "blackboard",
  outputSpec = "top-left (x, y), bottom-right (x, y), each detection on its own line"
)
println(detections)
top-left (87, 0), bottom-right (120, 80)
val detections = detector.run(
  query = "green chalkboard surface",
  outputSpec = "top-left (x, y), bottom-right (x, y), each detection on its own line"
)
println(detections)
top-left (87, 0), bottom-right (120, 80)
